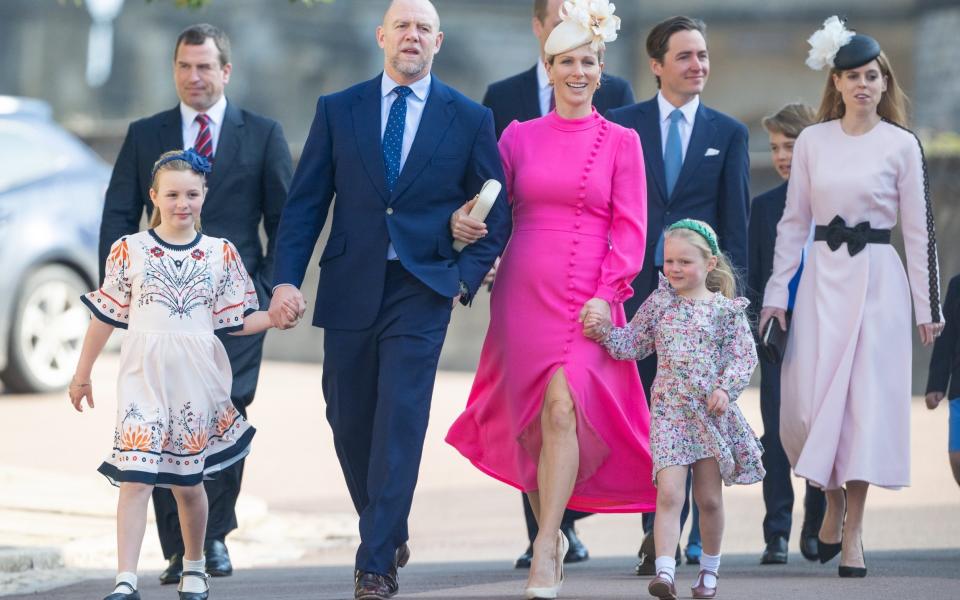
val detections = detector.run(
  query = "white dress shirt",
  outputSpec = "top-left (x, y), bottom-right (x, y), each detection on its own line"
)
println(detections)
top-left (657, 91), bottom-right (699, 161)
top-left (380, 72), bottom-right (431, 259)
top-left (180, 94), bottom-right (227, 156)
top-left (536, 59), bottom-right (552, 117)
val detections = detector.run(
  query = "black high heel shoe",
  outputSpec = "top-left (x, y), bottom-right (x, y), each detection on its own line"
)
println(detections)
top-left (838, 537), bottom-right (867, 578)
top-left (818, 488), bottom-right (846, 564)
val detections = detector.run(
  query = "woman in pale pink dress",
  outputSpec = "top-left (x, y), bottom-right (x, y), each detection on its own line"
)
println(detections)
top-left (760, 18), bottom-right (943, 578)
top-left (446, 2), bottom-right (655, 597)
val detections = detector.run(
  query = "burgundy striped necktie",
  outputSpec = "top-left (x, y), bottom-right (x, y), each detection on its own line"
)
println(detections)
top-left (194, 113), bottom-right (213, 160)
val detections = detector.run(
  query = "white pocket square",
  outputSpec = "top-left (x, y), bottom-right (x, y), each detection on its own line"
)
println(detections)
top-left (705, 148), bottom-right (720, 157)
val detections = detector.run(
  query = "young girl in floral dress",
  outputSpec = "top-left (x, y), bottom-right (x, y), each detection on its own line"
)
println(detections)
top-left (584, 219), bottom-right (764, 600)
top-left (69, 149), bottom-right (296, 600)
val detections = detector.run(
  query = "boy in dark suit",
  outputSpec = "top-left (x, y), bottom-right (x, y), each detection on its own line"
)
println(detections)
top-left (747, 103), bottom-right (825, 565)
top-left (99, 23), bottom-right (292, 584)
top-left (925, 273), bottom-right (960, 488)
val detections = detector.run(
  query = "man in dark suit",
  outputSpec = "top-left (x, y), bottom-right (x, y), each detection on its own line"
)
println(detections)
top-left (267, 1), bottom-right (509, 598)
top-left (99, 23), bottom-right (292, 584)
top-left (474, 0), bottom-right (636, 570)
top-left (606, 15), bottom-right (750, 575)
top-left (747, 103), bottom-right (825, 566)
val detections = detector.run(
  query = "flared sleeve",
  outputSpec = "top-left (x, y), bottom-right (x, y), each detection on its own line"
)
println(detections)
top-left (213, 239), bottom-right (259, 333)
top-left (595, 128), bottom-right (647, 304)
top-left (896, 129), bottom-right (942, 325)
top-left (763, 131), bottom-right (813, 310)
top-left (715, 297), bottom-right (758, 401)
top-left (602, 275), bottom-right (666, 360)
top-left (81, 237), bottom-right (132, 329)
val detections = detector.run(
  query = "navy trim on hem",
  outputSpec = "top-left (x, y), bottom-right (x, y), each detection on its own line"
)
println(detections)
top-left (80, 295), bottom-right (129, 329)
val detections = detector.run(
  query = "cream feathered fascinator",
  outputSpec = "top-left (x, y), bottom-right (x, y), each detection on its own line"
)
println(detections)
top-left (544, 0), bottom-right (621, 56)
top-left (806, 15), bottom-right (881, 71)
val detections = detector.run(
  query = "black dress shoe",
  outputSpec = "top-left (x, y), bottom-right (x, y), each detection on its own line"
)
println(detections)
top-left (799, 531), bottom-right (819, 562)
top-left (159, 554), bottom-right (183, 585)
top-left (388, 543), bottom-right (410, 581)
top-left (561, 522), bottom-right (590, 564)
top-left (514, 545), bottom-right (533, 569)
top-left (103, 581), bottom-right (141, 600)
top-left (818, 538), bottom-right (841, 564)
top-left (635, 531), bottom-right (682, 576)
top-left (204, 539), bottom-right (233, 577)
top-left (178, 570), bottom-right (209, 600)
top-left (355, 570), bottom-right (399, 600)
top-left (760, 535), bottom-right (788, 565)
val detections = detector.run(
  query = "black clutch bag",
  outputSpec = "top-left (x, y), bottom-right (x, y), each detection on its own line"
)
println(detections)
top-left (760, 317), bottom-right (788, 365)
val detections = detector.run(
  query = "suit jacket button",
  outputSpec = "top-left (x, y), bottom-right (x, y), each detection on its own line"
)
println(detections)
top-left (386, 207), bottom-right (394, 215)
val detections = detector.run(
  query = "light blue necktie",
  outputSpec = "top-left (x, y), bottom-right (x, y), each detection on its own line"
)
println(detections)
top-left (383, 86), bottom-right (412, 193)
top-left (655, 109), bottom-right (685, 266)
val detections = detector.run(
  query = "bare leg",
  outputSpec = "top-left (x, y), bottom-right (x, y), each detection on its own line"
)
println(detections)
top-left (691, 459), bottom-right (723, 557)
top-left (840, 481), bottom-right (868, 568)
top-left (950, 452), bottom-right (960, 488)
top-left (653, 466), bottom-right (688, 564)
top-left (818, 487), bottom-right (846, 545)
top-left (171, 484), bottom-right (209, 562)
top-left (527, 369), bottom-right (579, 589)
top-left (117, 482), bottom-right (155, 573)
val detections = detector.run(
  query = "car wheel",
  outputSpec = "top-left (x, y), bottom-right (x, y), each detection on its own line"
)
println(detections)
top-left (2, 264), bottom-right (90, 393)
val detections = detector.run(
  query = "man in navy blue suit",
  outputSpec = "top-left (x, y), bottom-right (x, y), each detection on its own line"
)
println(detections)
top-left (471, 0), bottom-right (635, 570)
top-left (99, 23), bottom-right (292, 585)
top-left (606, 15), bottom-right (750, 576)
top-left (268, 1), bottom-right (509, 598)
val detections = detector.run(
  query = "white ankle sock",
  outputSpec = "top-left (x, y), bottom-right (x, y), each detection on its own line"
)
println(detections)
top-left (700, 552), bottom-right (721, 587)
top-left (180, 558), bottom-right (207, 593)
top-left (113, 572), bottom-right (137, 595)
top-left (654, 556), bottom-right (676, 583)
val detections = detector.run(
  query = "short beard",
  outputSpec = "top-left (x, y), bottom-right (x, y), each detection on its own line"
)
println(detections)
top-left (391, 55), bottom-right (428, 77)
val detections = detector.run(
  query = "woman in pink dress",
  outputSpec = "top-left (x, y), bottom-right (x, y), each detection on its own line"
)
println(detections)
top-left (445, 2), bottom-right (656, 597)
top-left (760, 17), bottom-right (944, 578)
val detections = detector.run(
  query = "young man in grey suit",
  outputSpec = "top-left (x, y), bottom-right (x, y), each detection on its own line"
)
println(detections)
top-left (469, 0), bottom-right (636, 570)
top-left (98, 23), bottom-right (292, 585)
top-left (606, 15), bottom-right (751, 576)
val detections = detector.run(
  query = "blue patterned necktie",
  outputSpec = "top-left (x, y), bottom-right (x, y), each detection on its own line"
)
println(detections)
top-left (383, 86), bottom-right (413, 193)
top-left (664, 108), bottom-right (684, 198)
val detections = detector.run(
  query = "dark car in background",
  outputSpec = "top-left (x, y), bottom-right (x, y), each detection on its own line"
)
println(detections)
top-left (0, 96), bottom-right (109, 393)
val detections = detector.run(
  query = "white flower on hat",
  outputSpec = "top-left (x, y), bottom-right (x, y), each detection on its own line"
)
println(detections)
top-left (805, 15), bottom-right (855, 71)
top-left (559, 0), bottom-right (621, 52)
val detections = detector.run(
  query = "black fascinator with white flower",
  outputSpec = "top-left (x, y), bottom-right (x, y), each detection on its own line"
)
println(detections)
top-left (806, 16), bottom-right (881, 71)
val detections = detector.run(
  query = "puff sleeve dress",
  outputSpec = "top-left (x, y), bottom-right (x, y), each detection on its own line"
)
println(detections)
top-left (82, 230), bottom-right (257, 487)
top-left (446, 109), bottom-right (657, 512)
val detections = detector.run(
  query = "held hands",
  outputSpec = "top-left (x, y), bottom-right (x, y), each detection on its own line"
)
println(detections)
top-left (450, 195), bottom-right (488, 245)
top-left (707, 388), bottom-right (730, 415)
top-left (759, 307), bottom-right (787, 336)
top-left (269, 285), bottom-right (306, 330)
top-left (925, 391), bottom-right (945, 410)
top-left (579, 298), bottom-right (611, 341)
top-left (918, 322), bottom-right (944, 347)
top-left (68, 376), bottom-right (94, 412)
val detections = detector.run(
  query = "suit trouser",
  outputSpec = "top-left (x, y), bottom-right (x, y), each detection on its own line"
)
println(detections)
top-left (153, 329), bottom-right (265, 559)
top-left (759, 353), bottom-right (826, 542)
top-left (323, 262), bottom-right (451, 575)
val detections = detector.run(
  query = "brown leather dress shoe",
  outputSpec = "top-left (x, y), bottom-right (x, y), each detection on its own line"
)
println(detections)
top-left (354, 571), bottom-right (399, 600)
top-left (647, 572), bottom-right (677, 600)
top-left (691, 569), bottom-right (718, 599)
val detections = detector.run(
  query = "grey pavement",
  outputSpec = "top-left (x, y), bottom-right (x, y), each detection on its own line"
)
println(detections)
top-left (2, 356), bottom-right (959, 598)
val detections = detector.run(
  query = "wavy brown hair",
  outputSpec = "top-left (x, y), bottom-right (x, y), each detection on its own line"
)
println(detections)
top-left (816, 51), bottom-right (908, 127)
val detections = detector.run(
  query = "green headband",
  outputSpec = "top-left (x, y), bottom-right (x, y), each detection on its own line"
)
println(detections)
top-left (668, 219), bottom-right (721, 256)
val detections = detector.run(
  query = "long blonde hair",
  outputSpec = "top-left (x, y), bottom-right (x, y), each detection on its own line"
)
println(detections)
top-left (815, 51), bottom-right (908, 126)
top-left (149, 150), bottom-right (204, 232)
top-left (664, 226), bottom-right (738, 299)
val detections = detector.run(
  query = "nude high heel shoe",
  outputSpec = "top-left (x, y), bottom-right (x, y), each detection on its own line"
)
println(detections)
top-left (524, 530), bottom-right (569, 599)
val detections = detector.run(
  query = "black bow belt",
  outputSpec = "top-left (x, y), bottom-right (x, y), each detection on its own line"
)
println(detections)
top-left (814, 216), bottom-right (891, 256)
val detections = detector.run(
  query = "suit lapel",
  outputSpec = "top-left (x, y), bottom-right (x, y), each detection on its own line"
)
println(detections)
top-left (670, 103), bottom-right (716, 203)
top-left (205, 101), bottom-right (243, 199)
top-left (520, 65), bottom-right (542, 121)
top-left (158, 107), bottom-right (182, 154)
top-left (636, 98), bottom-right (668, 204)
top-left (352, 75), bottom-right (389, 204)
top-left (390, 77), bottom-right (455, 203)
